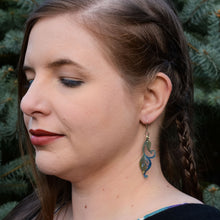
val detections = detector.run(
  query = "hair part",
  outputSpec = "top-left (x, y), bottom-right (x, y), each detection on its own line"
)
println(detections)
top-left (6, 0), bottom-right (202, 219)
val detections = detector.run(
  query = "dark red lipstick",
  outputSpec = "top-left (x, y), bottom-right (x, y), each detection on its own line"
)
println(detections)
top-left (29, 129), bottom-right (64, 146)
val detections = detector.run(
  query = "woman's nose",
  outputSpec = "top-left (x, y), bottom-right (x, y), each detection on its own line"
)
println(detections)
top-left (20, 78), bottom-right (51, 117)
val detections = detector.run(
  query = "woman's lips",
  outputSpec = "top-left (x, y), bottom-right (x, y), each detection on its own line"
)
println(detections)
top-left (29, 129), bottom-right (64, 146)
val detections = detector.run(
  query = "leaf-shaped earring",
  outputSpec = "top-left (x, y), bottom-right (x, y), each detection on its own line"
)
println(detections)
top-left (139, 124), bottom-right (156, 178)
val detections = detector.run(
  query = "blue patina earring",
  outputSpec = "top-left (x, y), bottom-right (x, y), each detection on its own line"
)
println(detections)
top-left (139, 124), bottom-right (156, 178)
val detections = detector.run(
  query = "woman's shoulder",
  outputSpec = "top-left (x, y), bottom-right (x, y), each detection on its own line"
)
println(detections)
top-left (141, 204), bottom-right (220, 220)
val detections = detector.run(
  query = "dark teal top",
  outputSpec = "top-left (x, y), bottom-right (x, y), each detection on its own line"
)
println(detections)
top-left (137, 204), bottom-right (182, 219)
top-left (137, 204), bottom-right (220, 220)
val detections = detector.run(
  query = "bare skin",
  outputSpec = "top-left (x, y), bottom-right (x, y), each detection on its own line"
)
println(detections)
top-left (21, 14), bottom-right (201, 220)
top-left (55, 147), bottom-right (201, 220)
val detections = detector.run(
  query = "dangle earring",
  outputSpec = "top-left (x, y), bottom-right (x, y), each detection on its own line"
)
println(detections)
top-left (139, 124), bottom-right (156, 178)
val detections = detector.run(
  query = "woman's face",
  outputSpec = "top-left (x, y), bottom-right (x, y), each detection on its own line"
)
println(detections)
top-left (21, 14), bottom-right (142, 182)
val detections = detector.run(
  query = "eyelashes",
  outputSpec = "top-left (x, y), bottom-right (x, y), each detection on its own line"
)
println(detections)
top-left (60, 78), bottom-right (84, 88)
top-left (28, 79), bottom-right (34, 86)
top-left (24, 77), bottom-right (84, 89)
top-left (24, 79), bottom-right (34, 89)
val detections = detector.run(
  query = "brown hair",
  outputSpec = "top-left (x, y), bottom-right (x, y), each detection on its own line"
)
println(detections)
top-left (6, 0), bottom-right (201, 219)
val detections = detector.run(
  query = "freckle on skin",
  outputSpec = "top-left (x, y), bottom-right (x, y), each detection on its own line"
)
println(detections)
top-left (116, 195), bottom-right (119, 199)
top-left (84, 205), bottom-right (87, 209)
top-left (102, 188), bottom-right (105, 191)
top-left (131, 204), bottom-right (134, 208)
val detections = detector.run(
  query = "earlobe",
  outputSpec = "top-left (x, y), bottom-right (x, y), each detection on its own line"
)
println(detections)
top-left (140, 73), bottom-right (172, 124)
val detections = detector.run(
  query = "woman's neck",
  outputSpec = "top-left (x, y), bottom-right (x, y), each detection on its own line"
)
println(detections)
top-left (69, 149), bottom-right (168, 220)
top-left (57, 123), bottom-right (201, 220)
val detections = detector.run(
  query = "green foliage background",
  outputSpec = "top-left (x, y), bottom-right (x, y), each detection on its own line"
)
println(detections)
top-left (0, 0), bottom-right (220, 218)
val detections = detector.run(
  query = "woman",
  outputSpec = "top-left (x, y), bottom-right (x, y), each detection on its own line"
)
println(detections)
top-left (5, 0), bottom-right (220, 219)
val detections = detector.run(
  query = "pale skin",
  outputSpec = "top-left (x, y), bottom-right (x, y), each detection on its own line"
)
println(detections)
top-left (20, 14), bottom-right (201, 220)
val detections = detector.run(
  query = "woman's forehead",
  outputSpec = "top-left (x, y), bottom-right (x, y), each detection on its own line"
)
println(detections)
top-left (25, 15), bottom-right (98, 63)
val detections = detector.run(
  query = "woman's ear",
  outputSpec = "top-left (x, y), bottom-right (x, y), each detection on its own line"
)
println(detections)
top-left (140, 73), bottom-right (172, 124)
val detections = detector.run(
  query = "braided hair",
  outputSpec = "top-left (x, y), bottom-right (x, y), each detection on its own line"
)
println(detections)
top-left (8, 0), bottom-right (202, 219)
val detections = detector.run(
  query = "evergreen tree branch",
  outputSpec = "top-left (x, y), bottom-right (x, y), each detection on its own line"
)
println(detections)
top-left (185, 0), bottom-right (209, 24)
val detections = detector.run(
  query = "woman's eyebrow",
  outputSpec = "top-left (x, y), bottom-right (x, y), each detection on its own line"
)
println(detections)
top-left (46, 58), bottom-right (89, 74)
top-left (23, 58), bottom-right (90, 76)
top-left (22, 65), bottom-right (35, 73)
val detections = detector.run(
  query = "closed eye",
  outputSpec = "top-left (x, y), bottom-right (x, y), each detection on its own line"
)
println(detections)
top-left (24, 78), bottom-right (34, 89)
top-left (60, 78), bottom-right (84, 88)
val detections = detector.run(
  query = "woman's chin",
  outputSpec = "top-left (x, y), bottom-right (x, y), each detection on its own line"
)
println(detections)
top-left (34, 151), bottom-right (82, 182)
top-left (35, 151), bottom-right (61, 176)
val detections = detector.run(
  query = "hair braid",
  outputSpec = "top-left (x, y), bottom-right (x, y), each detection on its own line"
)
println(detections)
top-left (176, 113), bottom-right (202, 200)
